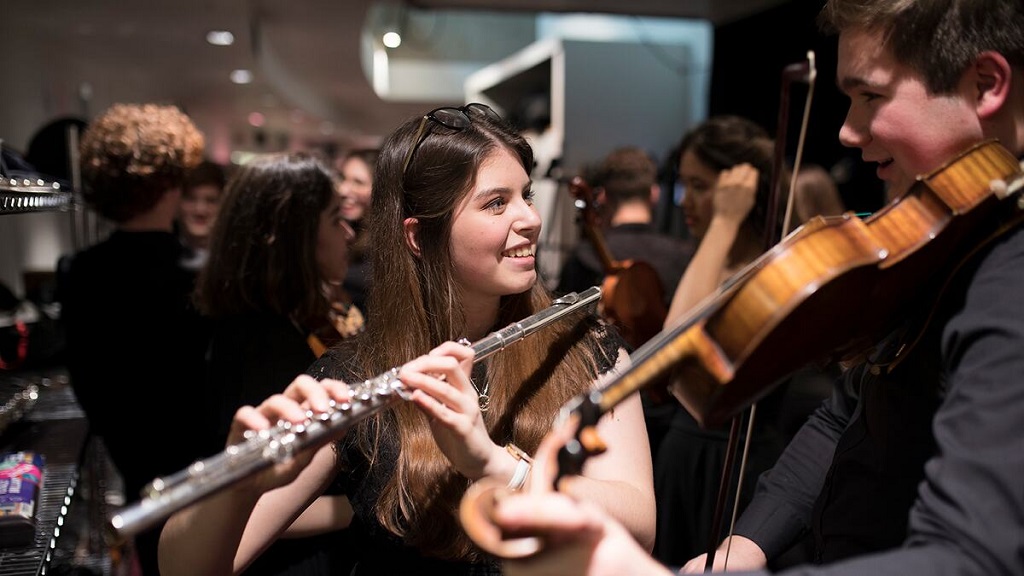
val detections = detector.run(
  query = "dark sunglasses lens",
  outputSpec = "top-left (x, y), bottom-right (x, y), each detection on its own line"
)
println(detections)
top-left (431, 108), bottom-right (471, 130)
top-left (466, 103), bottom-right (500, 122)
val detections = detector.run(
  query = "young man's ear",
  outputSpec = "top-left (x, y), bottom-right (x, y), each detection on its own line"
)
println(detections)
top-left (973, 50), bottom-right (1011, 119)
top-left (403, 217), bottom-right (421, 257)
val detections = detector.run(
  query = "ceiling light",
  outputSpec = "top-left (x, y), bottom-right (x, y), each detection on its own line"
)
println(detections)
top-left (382, 31), bottom-right (401, 49)
top-left (206, 30), bottom-right (235, 46)
top-left (230, 69), bottom-right (253, 84)
top-left (372, 47), bottom-right (390, 96)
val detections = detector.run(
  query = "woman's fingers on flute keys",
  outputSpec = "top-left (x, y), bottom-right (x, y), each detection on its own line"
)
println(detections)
top-left (401, 354), bottom-right (475, 414)
top-left (228, 376), bottom-right (352, 444)
top-left (282, 374), bottom-right (349, 414)
top-left (318, 377), bottom-right (353, 407)
top-left (430, 340), bottom-right (476, 364)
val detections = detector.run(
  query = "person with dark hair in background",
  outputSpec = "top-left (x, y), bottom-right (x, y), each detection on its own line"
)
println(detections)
top-left (196, 151), bottom-right (361, 576)
top-left (60, 103), bottom-right (210, 576)
top-left (652, 115), bottom-right (795, 566)
top-left (557, 146), bottom-right (694, 308)
top-left (334, 148), bottom-right (379, 314)
top-left (472, 1), bottom-right (1024, 575)
top-left (160, 103), bottom-right (655, 575)
top-left (176, 159), bottom-right (227, 271)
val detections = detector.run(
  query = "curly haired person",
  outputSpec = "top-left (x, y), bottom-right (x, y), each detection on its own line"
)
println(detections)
top-left (62, 103), bottom-right (210, 576)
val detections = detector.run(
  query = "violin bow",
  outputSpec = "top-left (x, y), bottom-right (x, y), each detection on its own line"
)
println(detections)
top-left (766, 51), bottom-right (818, 247)
top-left (709, 50), bottom-right (817, 573)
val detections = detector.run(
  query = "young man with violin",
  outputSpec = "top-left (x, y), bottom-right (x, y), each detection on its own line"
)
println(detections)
top-left (472, 1), bottom-right (1024, 575)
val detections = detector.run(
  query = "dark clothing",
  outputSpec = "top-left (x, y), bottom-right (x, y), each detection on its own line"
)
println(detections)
top-left (731, 222), bottom-right (1024, 575)
top-left (652, 378), bottom-right (789, 566)
top-left (343, 232), bottom-right (371, 314)
top-left (204, 312), bottom-right (356, 576)
top-left (204, 313), bottom-right (316, 447)
top-left (556, 222), bottom-right (694, 306)
top-left (333, 396), bottom-right (502, 576)
top-left (810, 341), bottom-right (940, 563)
top-left (178, 243), bottom-right (208, 272)
top-left (61, 230), bottom-right (211, 576)
top-left (308, 323), bottom-right (626, 575)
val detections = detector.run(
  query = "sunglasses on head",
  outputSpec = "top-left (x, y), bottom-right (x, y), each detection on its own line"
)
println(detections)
top-left (401, 103), bottom-right (502, 175)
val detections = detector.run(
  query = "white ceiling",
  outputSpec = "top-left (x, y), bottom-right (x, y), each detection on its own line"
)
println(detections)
top-left (0, 0), bottom-right (787, 164)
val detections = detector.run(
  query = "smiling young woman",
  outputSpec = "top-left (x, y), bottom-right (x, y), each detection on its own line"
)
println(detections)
top-left (159, 104), bottom-right (656, 576)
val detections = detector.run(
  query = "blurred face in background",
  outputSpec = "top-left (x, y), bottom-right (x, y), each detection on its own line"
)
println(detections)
top-left (317, 187), bottom-right (355, 284)
top-left (677, 148), bottom-right (718, 240)
top-left (179, 183), bottom-right (222, 247)
top-left (336, 156), bottom-right (373, 223)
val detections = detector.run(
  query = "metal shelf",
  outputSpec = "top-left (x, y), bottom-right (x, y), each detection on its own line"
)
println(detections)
top-left (0, 371), bottom-right (103, 576)
top-left (0, 178), bottom-right (74, 215)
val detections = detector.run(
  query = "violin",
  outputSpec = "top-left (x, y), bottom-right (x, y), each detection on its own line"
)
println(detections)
top-left (567, 176), bottom-right (667, 350)
top-left (460, 139), bottom-right (1024, 559)
top-left (306, 285), bottom-right (365, 358)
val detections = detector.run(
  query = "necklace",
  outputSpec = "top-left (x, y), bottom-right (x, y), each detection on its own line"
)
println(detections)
top-left (472, 379), bottom-right (490, 412)
top-left (459, 338), bottom-right (490, 412)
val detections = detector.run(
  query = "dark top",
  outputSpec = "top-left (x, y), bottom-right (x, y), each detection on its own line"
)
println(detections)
top-left (307, 323), bottom-right (626, 576)
top-left (729, 222), bottom-right (1024, 575)
top-left (556, 222), bottom-right (694, 305)
top-left (61, 230), bottom-right (211, 576)
top-left (62, 230), bottom-right (209, 492)
top-left (652, 376), bottom-right (792, 565)
top-left (343, 246), bottom-right (371, 315)
top-left (204, 313), bottom-right (315, 448)
top-left (204, 312), bottom-right (355, 576)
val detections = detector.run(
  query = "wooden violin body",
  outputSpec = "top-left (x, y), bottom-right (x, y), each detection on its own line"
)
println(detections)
top-left (598, 260), bottom-right (666, 349)
top-left (588, 140), bottom-right (1022, 429)
top-left (672, 140), bottom-right (1022, 425)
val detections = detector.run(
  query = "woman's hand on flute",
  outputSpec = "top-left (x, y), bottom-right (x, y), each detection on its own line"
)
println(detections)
top-left (400, 341), bottom-right (514, 482)
top-left (227, 374), bottom-right (353, 494)
top-left (161, 374), bottom-right (352, 576)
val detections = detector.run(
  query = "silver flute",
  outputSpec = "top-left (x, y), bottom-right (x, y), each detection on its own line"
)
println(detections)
top-left (108, 286), bottom-right (601, 540)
